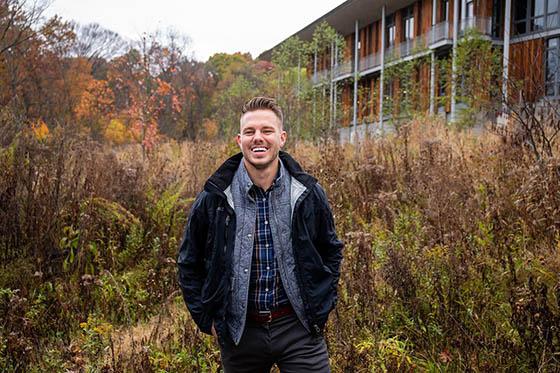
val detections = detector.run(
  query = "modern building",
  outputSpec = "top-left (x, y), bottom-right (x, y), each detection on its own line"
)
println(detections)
top-left (261, 0), bottom-right (560, 139)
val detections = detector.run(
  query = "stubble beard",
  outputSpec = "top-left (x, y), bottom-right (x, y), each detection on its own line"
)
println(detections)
top-left (244, 149), bottom-right (279, 171)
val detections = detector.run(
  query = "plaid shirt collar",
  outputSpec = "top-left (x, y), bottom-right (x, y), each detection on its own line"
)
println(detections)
top-left (237, 158), bottom-right (285, 197)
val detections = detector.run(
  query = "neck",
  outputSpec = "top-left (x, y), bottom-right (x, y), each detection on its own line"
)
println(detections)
top-left (243, 158), bottom-right (279, 191)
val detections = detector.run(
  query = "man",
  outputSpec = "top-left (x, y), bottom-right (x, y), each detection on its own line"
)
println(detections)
top-left (177, 97), bottom-right (343, 372)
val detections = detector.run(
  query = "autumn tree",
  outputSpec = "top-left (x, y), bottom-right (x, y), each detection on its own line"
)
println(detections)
top-left (70, 22), bottom-right (128, 78)
top-left (173, 59), bottom-right (215, 139)
top-left (0, 0), bottom-right (47, 57)
top-left (271, 36), bottom-right (311, 139)
top-left (207, 52), bottom-right (266, 139)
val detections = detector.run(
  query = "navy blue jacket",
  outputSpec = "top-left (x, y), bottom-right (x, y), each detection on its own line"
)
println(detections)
top-left (177, 151), bottom-right (344, 337)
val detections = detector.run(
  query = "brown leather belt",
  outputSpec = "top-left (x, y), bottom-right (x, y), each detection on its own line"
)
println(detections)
top-left (247, 304), bottom-right (294, 323)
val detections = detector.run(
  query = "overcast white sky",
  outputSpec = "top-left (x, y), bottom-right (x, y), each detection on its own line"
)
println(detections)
top-left (44, 0), bottom-right (346, 61)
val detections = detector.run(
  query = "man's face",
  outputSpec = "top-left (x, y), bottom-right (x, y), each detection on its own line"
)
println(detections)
top-left (237, 109), bottom-right (287, 171)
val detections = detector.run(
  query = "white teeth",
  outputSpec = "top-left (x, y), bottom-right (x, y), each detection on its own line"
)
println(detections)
top-left (252, 147), bottom-right (267, 152)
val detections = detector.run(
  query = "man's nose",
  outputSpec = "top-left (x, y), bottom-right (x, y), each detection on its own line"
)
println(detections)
top-left (253, 130), bottom-right (264, 142)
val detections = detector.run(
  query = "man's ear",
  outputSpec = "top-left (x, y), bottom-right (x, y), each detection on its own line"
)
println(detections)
top-left (236, 133), bottom-right (242, 148)
top-left (280, 130), bottom-right (287, 147)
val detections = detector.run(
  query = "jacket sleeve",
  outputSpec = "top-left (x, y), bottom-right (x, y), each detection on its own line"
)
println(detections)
top-left (315, 184), bottom-right (344, 283)
top-left (177, 192), bottom-right (213, 335)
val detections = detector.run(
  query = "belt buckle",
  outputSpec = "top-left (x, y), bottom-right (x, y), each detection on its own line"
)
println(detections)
top-left (258, 310), bottom-right (272, 323)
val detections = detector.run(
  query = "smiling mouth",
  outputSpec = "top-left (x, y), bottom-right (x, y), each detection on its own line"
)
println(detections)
top-left (251, 147), bottom-right (268, 153)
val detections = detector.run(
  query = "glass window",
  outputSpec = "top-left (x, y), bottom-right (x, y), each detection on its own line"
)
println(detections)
top-left (492, 0), bottom-right (503, 37)
top-left (515, 0), bottom-right (528, 21)
top-left (403, 6), bottom-right (414, 41)
top-left (547, 13), bottom-right (559, 27)
top-left (387, 15), bottom-right (396, 46)
top-left (532, 16), bottom-right (545, 30)
top-left (530, 0), bottom-right (545, 30)
top-left (533, 0), bottom-right (545, 16)
top-left (407, 18), bottom-right (415, 40)
top-left (547, 0), bottom-right (559, 27)
top-left (546, 37), bottom-right (560, 96)
top-left (466, 0), bottom-right (474, 18)
top-left (547, 50), bottom-right (557, 78)
top-left (516, 0), bottom-right (560, 34)
top-left (514, 20), bottom-right (527, 34)
top-left (441, 0), bottom-right (450, 22)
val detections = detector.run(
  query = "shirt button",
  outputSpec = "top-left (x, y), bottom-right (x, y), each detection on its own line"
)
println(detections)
top-left (266, 266), bottom-right (270, 270)
top-left (262, 198), bottom-right (266, 202)
top-left (244, 268), bottom-right (248, 273)
top-left (247, 234), bottom-right (252, 238)
top-left (265, 244), bottom-right (269, 248)
top-left (265, 288), bottom-right (269, 292)
top-left (264, 220), bottom-right (269, 225)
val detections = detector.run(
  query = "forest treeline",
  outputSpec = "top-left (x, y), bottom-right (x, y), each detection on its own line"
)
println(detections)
top-left (0, 0), bottom-right (333, 153)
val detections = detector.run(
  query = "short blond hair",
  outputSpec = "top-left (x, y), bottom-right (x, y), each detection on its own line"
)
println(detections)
top-left (241, 97), bottom-right (283, 125)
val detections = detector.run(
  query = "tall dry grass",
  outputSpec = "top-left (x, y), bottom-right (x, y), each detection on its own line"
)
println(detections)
top-left (1, 117), bottom-right (559, 371)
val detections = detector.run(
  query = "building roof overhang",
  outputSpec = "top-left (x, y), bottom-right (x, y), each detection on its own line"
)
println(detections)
top-left (259, 0), bottom-right (416, 60)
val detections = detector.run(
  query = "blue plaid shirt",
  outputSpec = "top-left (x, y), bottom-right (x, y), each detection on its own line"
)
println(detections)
top-left (247, 175), bottom-right (290, 312)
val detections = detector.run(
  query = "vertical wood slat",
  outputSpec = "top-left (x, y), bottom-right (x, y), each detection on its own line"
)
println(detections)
top-left (373, 21), bottom-right (380, 53)
top-left (395, 9), bottom-right (403, 44)
top-left (510, 39), bottom-right (545, 102)
top-left (414, 1), bottom-right (421, 37)
top-left (478, 0), bottom-right (493, 17)
top-left (422, 0), bottom-right (434, 33)
top-left (345, 35), bottom-right (353, 62)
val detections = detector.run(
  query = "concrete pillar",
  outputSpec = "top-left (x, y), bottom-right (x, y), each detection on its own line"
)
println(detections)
top-left (333, 81), bottom-right (337, 131)
top-left (430, 0), bottom-right (437, 115)
top-left (451, 0), bottom-right (459, 122)
top-left (379, 4), bottom-right (386, 132)
top-left (502, 0), bottom-right (512, 123)
top-left (352, 19), bottom-right (359, 143)
top-left (430, 52), bottom-right (436, 115)
top-left (330, 41), bottom-right (335, 130)
top-left (334, 42), bottom-right (338, 128)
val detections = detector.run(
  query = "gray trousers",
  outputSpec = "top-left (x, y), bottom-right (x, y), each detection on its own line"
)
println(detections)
top-left (218, 314), bottom-right (330, 373)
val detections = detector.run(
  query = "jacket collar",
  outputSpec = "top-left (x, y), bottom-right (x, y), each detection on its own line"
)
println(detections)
top-left (204, 151), bottom-right (316, 194)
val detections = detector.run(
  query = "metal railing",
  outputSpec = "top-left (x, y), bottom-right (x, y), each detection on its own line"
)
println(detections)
top-left (334, 60), bottom-right (353, 78)
top-left (311, 16), bottom-right (497, 84)
top-left (429, 21), bottom-right (451, 45)
top-left (312, 69), bottom-right (330, 84)
top-left (459, 16), bottom-right (492, 36)
top-left (359, 52), bottom-right (382, 72)
top-left (385, 34), bottom-right (428, 61)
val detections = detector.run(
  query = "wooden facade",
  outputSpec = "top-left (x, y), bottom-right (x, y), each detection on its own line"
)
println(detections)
top-left (511, 38), bottom-right (546, 102)
top-left (280, 0), bottom-right (560, 129)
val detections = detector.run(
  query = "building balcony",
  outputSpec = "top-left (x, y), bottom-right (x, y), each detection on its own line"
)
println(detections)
top-left (459, 16), bottom-right (493, 37)
top-left (312, 69), bottom-right (330, 84)
top-left (386, 35), bottom-right (428, 61)
top-left (311, 16), bottom-right (497, 84)
top-left (334, 60), bottom-right (353, 78)
top-left (359, 52), bottom-right (382, 72)
top-left (428, 21), bottom-right (451, 45)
